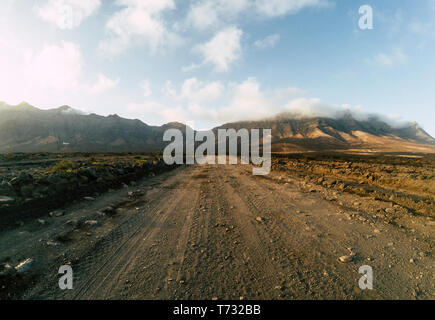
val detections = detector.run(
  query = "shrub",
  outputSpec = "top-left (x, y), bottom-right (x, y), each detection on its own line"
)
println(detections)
top-left (51, 160), bottom-right (77, 172)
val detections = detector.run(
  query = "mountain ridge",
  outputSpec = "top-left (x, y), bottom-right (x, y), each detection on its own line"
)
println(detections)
top-left (0, 102), bottom-right (434, 153)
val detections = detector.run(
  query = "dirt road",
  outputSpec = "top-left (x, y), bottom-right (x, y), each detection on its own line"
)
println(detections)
top-left (3, 163), bottom-right (434, 299)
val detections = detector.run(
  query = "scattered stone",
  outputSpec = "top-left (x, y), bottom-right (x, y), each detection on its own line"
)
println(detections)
top-left (37, 219), bottom-right (46, 225)
top-left (419, 251), bottom-right (429, 257)
top-left (84, 220), bottom-right (98, 226)
top-left (46, 241), bottom-right (60, 247)
top-left (49, 210), bottom-right (65, 217)
top-left (103, 206), bottom-right (117, 215)
top-left (385, 207), bottom-right (395, 214)
top-left (66, 219), bottom-right (77, 226)
top-left (0, 195), bottom-right (15, 204)
top-left (255, 217), bottom-right (265, 223)
top-left (0, 263), bottom-right (15, 276)
top-left (15, 258), bottom-right (34, 273)
top-left (84, 196), bottom-right (95, 201)
top-left (338, 255), bottom-right (353, 263)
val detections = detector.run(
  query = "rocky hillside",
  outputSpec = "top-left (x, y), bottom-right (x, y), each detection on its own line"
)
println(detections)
top-left (0, 102), bottom-right (184, 153)
top-left (1, 102), bottom-right (434, 153)
top-left (216, 112), bottom-right (435, 153)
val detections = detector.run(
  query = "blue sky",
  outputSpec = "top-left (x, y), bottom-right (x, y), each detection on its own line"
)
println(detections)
top-left (0, 0), bottom-right (434, 135)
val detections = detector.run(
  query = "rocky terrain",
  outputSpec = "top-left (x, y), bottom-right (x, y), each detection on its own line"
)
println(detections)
top-left (0, 153), bottom-right (433, 300)
top-left (0, 153), bottom-right (177, 230)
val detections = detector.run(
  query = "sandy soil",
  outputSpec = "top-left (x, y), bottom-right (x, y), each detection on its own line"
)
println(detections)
top-left (1, 162), bottom-right (434, 300)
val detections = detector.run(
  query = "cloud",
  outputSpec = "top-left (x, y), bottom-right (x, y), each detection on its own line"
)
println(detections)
top-left (35, 0), bottom-right (101, 29)
top-left (99, 0), bottom-right (177, 57)
top-left (254, 0), bottom-right (331, 18)
top-left (197, 26), bottom-right (243, 72)
top-left (185, 0), bottom-right (330, 30)
top-left (23, 41), bottom-right (83, 91)
top-left (372, 49), bottom-right (407, 68)
top-left (140, 80), bottom-right (152, 98)
top-left (186, 0), bottom-right (250, 30)
top-left (89, 74), bottom-right (120, 94)
top-left (125, 78), bottom-right (310, 126)
top-left (254, 34), bottom-right (280, 49)
top-left (181, 63), bottom-right (202, 72)
top-left (0, 39), bottom-right (119, 106)
top-left (180, 78), bottom-right (224, 103)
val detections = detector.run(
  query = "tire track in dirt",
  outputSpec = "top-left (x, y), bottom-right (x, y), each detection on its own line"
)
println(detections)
top-left (23, 163), bottom-right (434, 300)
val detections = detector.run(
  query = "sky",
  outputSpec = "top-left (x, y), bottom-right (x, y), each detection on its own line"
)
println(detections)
top-left (0, 0), bottom-right (434, 135)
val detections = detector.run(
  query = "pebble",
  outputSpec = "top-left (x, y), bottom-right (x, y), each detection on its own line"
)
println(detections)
top-left (338, 255), bottom-right (353, 263)
top-left (15, 258), bottom-right (34, 273)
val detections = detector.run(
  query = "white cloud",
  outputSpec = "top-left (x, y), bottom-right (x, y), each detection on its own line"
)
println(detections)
top-left (185, 0), bottom-right (330, 30)
top-left (254, 0), bottom-right (330, 18)
top-left (0, 39), bottom-right (119, 106)
top-left (186, 0), bottom-right (250, 30)
top-left (125, 78), bottom-right (309, 126)
top-left (161, 80), bottom-right (177, 99)
top-left (23, 41), bottom-right (83, 92)
top-left (180, 78), bottom-right (224, 103)
top-left (372, 49), bottom-right (407, 68)
top-left (140, 80), bottom-right (152, 97)
top-left (254, 34), bottom-right (280, 49)
top-left (198, 26), bottom-right (243, 72)
top-left (89, 74), bottom-right (120, 94)
top-left (218, 78), bottom-right (275, 122)
top-left (99, 0), bottom-right (177, 57)
top-left (181, 62), bottom-right (202, 72)
top-left (35, 0), bottom-right (101, 29)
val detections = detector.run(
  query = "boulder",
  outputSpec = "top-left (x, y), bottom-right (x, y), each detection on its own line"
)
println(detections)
top-left (15, 258), bottom-right (34, 273)
top-left (0, 195), bottom-right (15, 205)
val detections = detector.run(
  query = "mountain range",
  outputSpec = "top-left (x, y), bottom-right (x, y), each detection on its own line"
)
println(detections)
top-left (0, 102), bottom-right (434, 153)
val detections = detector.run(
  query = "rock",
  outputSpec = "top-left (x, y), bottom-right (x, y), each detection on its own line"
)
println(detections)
top-left (55, 210), bottom-right (65, 217)
top-left (84, 220), bottom-right (98, 226)
top-left (84, 196), bottom-right (95, 201)
top-left (103, 206), bottom-right (117, 216)
top-left (385, 207), bottom-right (395, 214)
top-left (15, 258), bottom-right (34, 273)
top-left (0, 263), bottom-right (15, 276)
top-left (255, 217), bottom-right (265, 223)
top-left (418, 251), bottom-right (428, 257)
top-left (10, 172), bottom-right (33, 187)
top-left (0, 195), bottom-right (15, 204)
top-left (37, 219), bottom-right (46, 225)
top-left (66, 219), bottom-right (77, 226)
top-left (338, 255), bottom-right (353, 263)
top-left (46, 241), bottom-right (60, 247)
